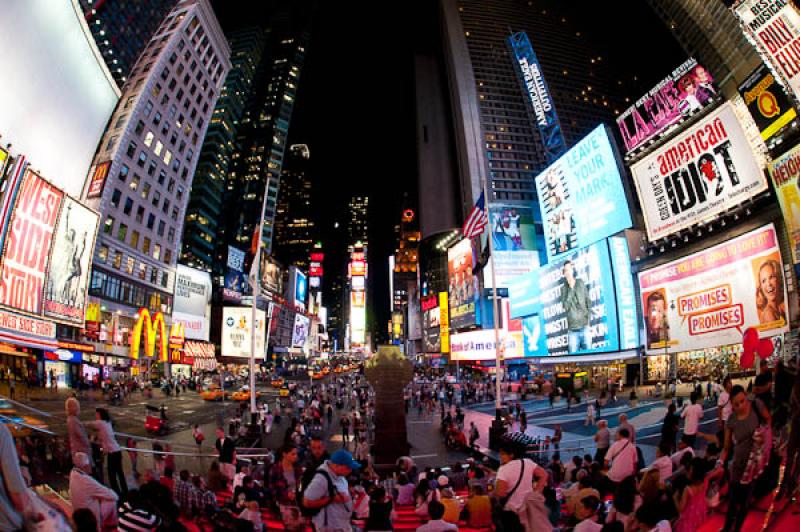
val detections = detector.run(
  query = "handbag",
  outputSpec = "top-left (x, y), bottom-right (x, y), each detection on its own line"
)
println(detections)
top-left (494, 459), bottom-right (527, 531)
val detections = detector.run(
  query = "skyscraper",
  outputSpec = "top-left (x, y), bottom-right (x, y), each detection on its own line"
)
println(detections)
top-left (216, 13), bottom-right (310, 262)
top-left (79, 0), bottom-right (179, 88)
top-left (83, 0), bottom-right (230, 327)
top-left (347, 196), bottom-right (369, 246)
top-left (181, 26), bottom-right (266, 272)
top-left (273, 143), bottom-right (315, 270)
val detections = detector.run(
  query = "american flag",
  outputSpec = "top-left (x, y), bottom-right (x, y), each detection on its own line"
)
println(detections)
top-left (462, 192), bottom-right (488, 238)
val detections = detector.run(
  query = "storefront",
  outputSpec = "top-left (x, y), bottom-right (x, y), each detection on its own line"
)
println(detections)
top-left (643, 343), bottom-right (752, 383)
top-left (0, 310), bottom-right (59, 386)
top-left (43, 349), bottom-right (83, 388)
top-left (0, 343), bottom-right (36, 383)
top-left (532, 351), bottom-right (639, 388)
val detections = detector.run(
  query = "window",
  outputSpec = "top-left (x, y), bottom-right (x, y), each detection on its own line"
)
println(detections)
top-left (167, 227), bottom-right (175, 243)
top-left (141, 182), bottom-right (151, 200)
top-left (178, 40), bottom-right (185, 51)
top-left (161, 272), bottom-right (169, 288)
top-left (178, 140), bottom-right (186, 153)
top-left (130, 230), bottom-right (140, 249)
top-left (123, 198), bottom-right (134, 216)
top-left (153, 244), bottom-right (161, 261)
top-left (169, 52), bottom-right (177, 64)
top-left (190, 60), bottom-right (197, 72)
top-left (186, 148), bottom-right (194, 161)
top-left (171, 207), bottom-right (179, 221)
top-left (147, 214), bottom-right (156, 229)
top-left (158, 220), bottom-right (166, 235)
top-left (168, 78), bottom-right (177, 91)
top-left (98, 245), bottom-right (109, 263)
top-left (170, 133), bottom-right (177, 146)
top-left (126, 141), bottom-right (137, 158)
top-left (158, 170), bottom-right (166, 185)
top-left (143, 237), bottom-right (151, 254)
top-left (151, 83), bottom-right (162, 97)
top-left (147, 161), bottom-right (156, 176)
top-left (167, 178), bottom-right (176, 193)
top-left (117, 223), bottom-right (128, 242)
top-left (113, 251), bottom-right (123, 270)
top-left (129, 174), bottom-right (140, 191)
top-left (161, 123), bottom-right (169, 136)
top-left (103, 216), bottom-right (114, 234)
top-left (135, 120), bottom-right (146, 137)
top-left (111, 189), bottom-right (122, 207)
top-left (153, 111), bottom-right (162, 125)
top-left (137, 151), bottom-right (147, 167)
top-left (181, 168), bottom-right (188, 180)
top-left (162, 199), bottom-right (170, 214)
top-left (126, 257), bottom-right (135, 275)
top-left (118, 164), bottom-right (129, 182)
top-left (183, 73), bottom-right (190, 85)
top-left (154, 141), bottom-right (163, 156)
top-left (152, 190), bottom-right (161, 207)
top-left (138, 263), bottom-right (147, 280)
top-left (136, 206), bottom-right (144, 223)
top-left (164, 150), bottom-right (172, 165)
top-left (171, 159), bottom-right (180, 173)
top-left (144, 100), bottom-right (153, 116)
top-left (144, 131), bottom-right (154, 147)
top-left (176, 88), bottom-right (184, 101)
top-left (177, 186), bottom-right (184, 201)
top-left (164, 250), bottom-right (172, 264)
top-left (160, 93), bottom-right (168, 106)
top-left (124, 96), bottom-right (136, 109)
top-left (150, 267), bottom-right (158, 284)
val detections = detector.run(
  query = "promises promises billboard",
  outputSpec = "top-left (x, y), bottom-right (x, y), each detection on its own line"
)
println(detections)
top-left (630, 103), bottom-right (768, 241)
top-left (769, 142), bottom-right (800, 263)
top-left (221, 307), bottom-right (265, 359)
top-left (639, 224), bottom-right (789, 354)
top-left (733, 0), bottom-right (800, 104)
top-left (617, 58), bottom-right (717, 154)
top-left (535, 125), bottom-right (632, 261)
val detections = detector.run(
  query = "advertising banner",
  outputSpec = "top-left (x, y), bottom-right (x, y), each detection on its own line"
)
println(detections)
top-left (223, 246), bottom-right (246, 303)
top-left (0, 169), bottom-right (63, 315)
top-left (768, 142), bottom-right (800, 263)
top-left (292, 314), bottom-right (310, 348)
top-left (630, 103), bottom-right (768, 241)
top-left (172, 265), bottom-right (211, 341)
top-left (487, 204), bottom-right (540, 288)
top-left (535, 125), bottom-right (632, 261)
top-left (447, 238), bottom-right (478, 330)
top-left (86, 161), bottom-right (111, 199)
top-left (0, 308), bottom-right (57, 350)
top-left (350, 306), bottom-right (366, 345)
top-left (638, 225), bottom-right (789, 354)
top-left (617, 58), bottom-right (717, 154)
top-left (739, 63), bottom-right (797, 142)
top-left (42, 198), bottom-right (99, 324)
top-left (422, 295), bottom-right (440, 352)
top-left (449, 329), bottom-right (524, 361)
top-left (439, 292), bottom-right (450, 353)
top-left (291, 267), bottom-right (308, 310)
top-left (259, 249), bottom-right (283, 295)
top-left (733, 0), bottom-right (800, 104)
top-left (221, 307), bottom-right (265, 358)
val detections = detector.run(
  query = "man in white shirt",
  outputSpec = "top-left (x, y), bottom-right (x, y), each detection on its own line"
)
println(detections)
top-left (494, 440), bottom-right (547, 529)
top-left (681, 394), bottom-right (704, 447)
top-left (416, 500), bottom-right (457, 531)
top-left (643, 442), bottom-right (673, 482)
top-left (70, 452), bottom-right (118, 528)
top-left (717, 377), bottom-right (733, 431)
top-left (605, 428), bottom-right (637, 483)
top-left (616, 414), bottom-right (636, 444)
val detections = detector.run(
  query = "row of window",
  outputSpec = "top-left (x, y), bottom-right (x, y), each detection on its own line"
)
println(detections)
top-left (97, 242), bottom-right (171, 287)
top-left (90, 268), bottom-right (173, 315)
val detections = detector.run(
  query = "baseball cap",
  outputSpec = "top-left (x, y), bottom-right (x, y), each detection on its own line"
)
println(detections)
top-left (330, 449), bottom-right (361, 470)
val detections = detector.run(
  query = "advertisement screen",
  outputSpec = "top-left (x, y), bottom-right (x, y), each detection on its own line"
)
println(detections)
top-left (535, 125), bottom-right (632, 261)
top-left (422, 294), bottom-right (440, 352)
top-left (487, 204), bottom-right (540, 288)
top-left (292, 314), bottom-right (310, 348)
top-left (617, 58), bottom-right (717, 154)
top-left (439, 292), bottom-right (450, 353)
top-left (769, 143), bottom-right (800, 263)
top-left (630, 103), bottom-right (768, 241)
top-left (352, 276), bottom-right (365, 290)
top-left (172, 265), bottom-right (211, 341)
top-left (739, 63), bottom-right (797, 143)
top-left (447, 238), bottom-right (478, 330)
top-left (259, 250), bottom-right (283, 295)
top-left (449, 329), bottom-right (524, 361)
top-left (734, 0), bottom-right (800, 104)
top-left (223, 246), bottom-right (246, 303)
top-left (42, 197), bottom-right (99, 324)
top-left (293, 269), bottom-right (307, 309)
top-left (86, 162), bottom-right (111, 199)
top-left (638, 225), bottom-right (789, 354)
top-left (221, 307), bottom-right (265, 358)
top-left (350, 306), bottom-right (366, 345)
top-left (0, 170), bottom-right (63, 315)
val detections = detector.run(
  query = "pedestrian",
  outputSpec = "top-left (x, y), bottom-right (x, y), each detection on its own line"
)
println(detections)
top-left (126, 437), bottom-right (138, 477)
top-left (661, 403), bottom-right (680, 454)
top-left (468, 422), bottom-right (480, 449)
top-left (585, 401), bottom-right (596, 426)
top-left (681, 392), bottom-right (704, 448)
top-left (340, 415), bottom-right (351, 446)
top-left (86, 407), bottom-right (127, 497)
top-left (215, 426), bottom-right (236, 482)
top-left (302, 449), bottom-right (361, 532)
top-left (552, 424), bottom-right (562, 451)
top-left (8, 371), bottom-right (14, 400)
top-left (192, 424), bottom-right (205, 451)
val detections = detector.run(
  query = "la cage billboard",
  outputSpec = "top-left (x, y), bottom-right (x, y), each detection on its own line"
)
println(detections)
top-left (535, 125), bottom-right (632, 262)
top-left (616, 58), bottom-right (717, 154)
top-left (630, 102), bottom-right (768, 242)
top-left (221, 307), bottom-right (266, 359)
top-left (638, 224), bottom-right (789, 354)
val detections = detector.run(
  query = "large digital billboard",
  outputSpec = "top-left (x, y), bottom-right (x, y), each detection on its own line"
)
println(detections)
top-left (172, 265), bottom-right (212, 341)
top-left (511, 238), bottom-right (638, 357)
top-left (447, 238), bottom-right (478, 330)
top-left (739, 63), bottom-right (797, 144)
top-left (259, 250), bottom-right (283, 295)
top-left (350, 306), bottom-right (366, 345)
top-left (422, 295), bottom-right (441, 353)
top-left (487, 204), bottom-right (540, 288)
top-left (535, 125), bottom-right (632, 261)
top-left (617, 58), bottom-right (717, 154)
top-left (221, 307), bottom-right (266, 359)
top-left (630, 103), bottom-right (768, 241)
top-left (449, 329), bottom-right (524, 362)
top-left (42, 197), bottom-right (99, 324)
top-left (223, 246), bottom-right (247, 303)
top-left (639, 225), bottom-right (789, 354)
top-left (769, 143), bottom-right (800, 263)
top-left (0, 170), bottom-right (63, 315)
top-left (733, 0), bottom-right (800, 104)
top-left (292, 314), bottom-right (310, 348)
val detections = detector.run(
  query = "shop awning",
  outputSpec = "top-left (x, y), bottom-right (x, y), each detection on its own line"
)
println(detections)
top-left (532, 350), bottom-right (639, 365)
top-left (0, 343), bottom-right (28, 357)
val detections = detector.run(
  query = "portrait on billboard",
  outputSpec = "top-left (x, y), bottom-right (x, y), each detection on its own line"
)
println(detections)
top-left (752, 254), bottom-right (787, 326)
top-left (643, 289), bottom-right (670, 349)
top-left (447, 238), bottom-right (478, 329)
top-left (561, 259), bottom-right (591, 353)
top-left (43, 198), bottom-right (99, 324)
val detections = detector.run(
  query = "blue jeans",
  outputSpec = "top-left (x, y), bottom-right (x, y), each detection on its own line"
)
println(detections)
top-left (568, 326), bottom-right (591, 353)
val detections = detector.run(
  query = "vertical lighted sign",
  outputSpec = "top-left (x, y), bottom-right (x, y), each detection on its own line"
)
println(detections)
top-left (439, 292), bottom-right (450, 354)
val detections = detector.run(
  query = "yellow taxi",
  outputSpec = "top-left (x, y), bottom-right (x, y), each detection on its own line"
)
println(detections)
top-left (321, 366), bottom-right (330, 376)
top-left (270, 377), bottom-right (285, 388)
top-left (279, 386), bottom-right (290, 397)
top-left (200, 386), bottom-right (226, 401)
top-left (312, 371), bottom-right (324, 380)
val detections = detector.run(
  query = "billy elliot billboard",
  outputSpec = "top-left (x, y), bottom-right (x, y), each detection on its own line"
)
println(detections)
top-left (639, 224), bottom-right (789, 354)
top-left (630, 102), bottom-right (768, 241)
top-left (617, 58), bottom-right (717, 154)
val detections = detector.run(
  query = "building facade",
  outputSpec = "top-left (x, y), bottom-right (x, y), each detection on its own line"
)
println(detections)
top-left (82, 0), bottom-right (230, 360)
top-left (273, 143), bottom-right (315, 270)
top-left (181, 26), bottom-right (267, 272)
top-left (80, 0), bottom-right (179, 88)
top-left (347, 196), bottom-right (369, 247)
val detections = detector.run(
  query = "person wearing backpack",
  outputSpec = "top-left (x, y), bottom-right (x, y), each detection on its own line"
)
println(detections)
top-left (720, 385), bottom-right (771, 532)
top-left (302, 449), bottom-right (361, 531)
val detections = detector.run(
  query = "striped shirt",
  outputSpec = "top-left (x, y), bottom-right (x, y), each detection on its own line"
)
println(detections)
top-left (118, 502), bottom-right (161, 532)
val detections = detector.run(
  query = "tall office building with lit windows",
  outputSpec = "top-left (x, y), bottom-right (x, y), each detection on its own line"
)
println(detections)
top-left (347, 196), bottom-right (369, 247)
top-left (83, 0), bottom-right (230, 325)
top-left (79, 0), bottom-right (179, 88)
top-left (181, 27), bottom-right (266, 272)
top-left (273, 143), bottom-right (315, 270)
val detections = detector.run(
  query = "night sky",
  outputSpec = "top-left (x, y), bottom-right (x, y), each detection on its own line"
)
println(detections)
top-left (210, 1), bottom-right (684, 343)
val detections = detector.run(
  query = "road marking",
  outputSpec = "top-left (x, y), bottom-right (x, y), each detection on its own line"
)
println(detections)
top-left (183, 411), bottom-right (195, 414)
top-left (409, 420), bottom-right (432, 424)
top-left (410, 453), bottom-right (438, 459)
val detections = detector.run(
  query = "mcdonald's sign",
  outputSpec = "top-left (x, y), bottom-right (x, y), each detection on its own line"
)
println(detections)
top-left (130, 309), bottom-right (167, 361)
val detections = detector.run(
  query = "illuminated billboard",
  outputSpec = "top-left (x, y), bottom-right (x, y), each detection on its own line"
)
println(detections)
top-left (449, 329), bottom-right (524, 361)
top-left (639, 224), bottom-right (789, 354)
top-left (422, 295), bottom-right (441, 353)
top-left (288, 267), bottom-right (307, 310)
top-left (630, 103), bottom-right (768, 241)
top-left (259, 250), bottom-right (283, 295)
top-left (487, 204), bottom-right (540, 288)
top-left (733, 0), bottom-right (800, 104)
top-left (769, 143), bottom-right (800, 263)
top-left (535, 125), bottom-right (632, 261)
top-left (739, 64), bottom-right (797, 143)
top-left (0, 1), bottom-right (119, 197)
top-left (223, 246), bottom-right (247, 303)
top-left (292, 314), bottom-right (310, 348)
top-left (221, 307), bottom-right (266, 359)
top-left (447, 238), bottom-right (478, 330)
top-left (617, 58), bottom-right (717, 154)
top-left (350, 306), bottom-right (366, 345)
top-left (43, 197), bottom-right (100, 324)
top-left (172, 265), bottom-right (212, 341)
